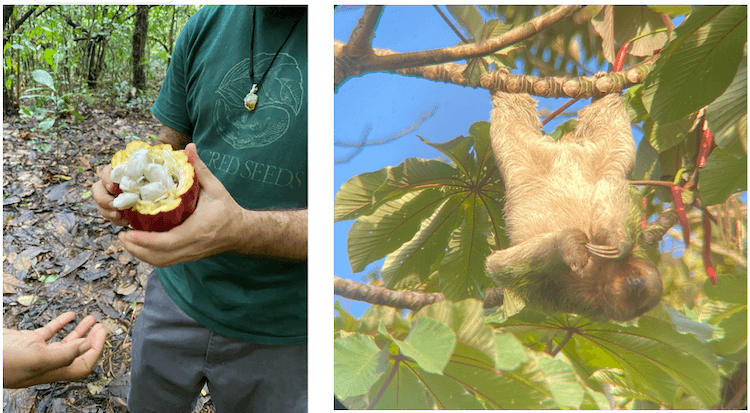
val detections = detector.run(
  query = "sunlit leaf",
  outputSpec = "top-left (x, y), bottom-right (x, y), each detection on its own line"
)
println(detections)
top-left (439, 199), bottom-right (494, 300)
top-left (347, 190), bottom-right (444, 273)
top-left (368, 359), bottom-right (429, 409)
top-left (413, 300), bottom-right (497, 362)
top-left (537, 356), bottom-right (585, 409)
top-left (334, 333), bottom-right (385, 400)
top-left (698, 147), bottom-right (747, 205)
top-left (31, 69), bottom-right (55, 91)
top-left (706, 56), bottom-right (747, 156)
top-left (446, 5), bottom-right (483, 39)
top-left (494, 312), bottom-right (721, 406)
top-left (381, 196), bottom-right (464, 287)
top-left (648, 5), bottom-right (693, 17)
top-left (385, 317), bottom-right (456, 374)
top-left (643, 6), bottom-right (747, 123)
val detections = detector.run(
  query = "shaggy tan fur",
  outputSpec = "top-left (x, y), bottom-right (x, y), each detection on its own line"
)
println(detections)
top-left (486, 91), bottom-right (661, 322)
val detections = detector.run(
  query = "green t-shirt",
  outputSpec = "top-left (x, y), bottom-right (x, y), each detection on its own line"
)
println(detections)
top-left (150, 6), bottom-right (307, 345)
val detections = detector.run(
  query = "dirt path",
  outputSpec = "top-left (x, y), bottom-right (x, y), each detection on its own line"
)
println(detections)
top-left (3, 104), bottom-right (214, 412)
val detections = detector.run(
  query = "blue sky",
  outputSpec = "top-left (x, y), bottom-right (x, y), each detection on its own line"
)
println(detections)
top-left (333, 6), bottom-right (643, 317)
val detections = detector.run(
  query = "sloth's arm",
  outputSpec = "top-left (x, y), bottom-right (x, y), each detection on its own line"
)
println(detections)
top-left (487, 227), bottom-right (590, 278)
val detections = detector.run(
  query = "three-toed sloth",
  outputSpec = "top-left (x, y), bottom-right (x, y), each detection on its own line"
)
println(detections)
top-left (486, 90), bottom-right (662, 322)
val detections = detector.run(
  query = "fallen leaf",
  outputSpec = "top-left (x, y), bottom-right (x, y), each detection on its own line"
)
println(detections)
top-left (116, 283), bottom-right (138, 296)
top-left (17, 295), bottom-right (38, 306)
top-left (3, 273), bottom-right (23, 294)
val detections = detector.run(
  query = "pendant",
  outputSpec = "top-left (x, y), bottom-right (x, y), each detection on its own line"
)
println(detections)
top-left (244, 84), bottom-right (259, 111)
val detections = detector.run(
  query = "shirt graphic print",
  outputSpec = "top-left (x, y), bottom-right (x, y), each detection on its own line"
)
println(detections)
top-left (213, 52), bottom-right (304, 149)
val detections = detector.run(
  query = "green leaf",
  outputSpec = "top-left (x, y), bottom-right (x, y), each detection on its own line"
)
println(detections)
top-left (711, 306), bottom-right (746, 356)
top-left (537, 356), bottom-right (585, 409)
top-left (358, 305), bottom-right (410, 337)
top-left (419, 134), bottom-right (474, 176)
top-left (647, 5), bottom-right (693, 17)
top-left (334, 300), bottom-right (360, 334)
top-left (631, 135), bottom-right (661, 181)
top-left (446, 5), bottom-right (483, 39)
top-left (334, 168), bottom-right (391, 222)
top-left (548, 119), bottom-right (578, 141)
top-left (438, 199), bottom-right (494, 300)
top-left (703, 272), bottom-right (747, 304)
top-left (38, 117), bottom-right (55, 131)
top-left (417, 368), bottom-right (486, 409)
top-left (368, 359), bottom-right (429, 409)
top-left (494, 311), bottom-right (720, 406)
top-left (698, 147), bottom-right (747, 205)
top-left (413, 300), bottom-right (497, 363)
top-left (381, 196), bottom-right (464, 287)
top-left (333, 333), bottom-right (385, 399)
top-left (43, 48), bottom-right (56, 71)
top-left (643, 6), bottom-right (747, 123)
top-left (347, 189), bottom-right (445, 273)
top-left (38, 274), bottom-right (58, 283)
top-left (444, 347), bottom-right (556, 409)
top-left (612, 6), bottom-right (670, 58)
top-left (706, 55), bottom-right (747, 156)
top-left (624, 84), bottom-right (649, 124)
top-left (462, 58), bottom-right (486, 87)
top-left (573, 317), bottom-right (720, 406)
top-left (494, 332), bottom-right (526, 371)
top-left (394, 317), bottom-right (456, 374)
top-left (334, 158), bottom-right (459, 222)
top-left (648, 115), bottom-right (693, 153)
top-left (666, 308), bottom-right (716, 344)
top-left (31, 69), bottom-right (55, 91)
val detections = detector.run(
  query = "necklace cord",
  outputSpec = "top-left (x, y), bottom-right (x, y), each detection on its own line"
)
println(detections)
top-left (248, 7), bottom-right (303, 91)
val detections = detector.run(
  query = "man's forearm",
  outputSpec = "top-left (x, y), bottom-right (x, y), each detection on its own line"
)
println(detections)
top-left (233, 208), bottom-right (308, 261)
top-left (156, 124), bottom-right (192, 150)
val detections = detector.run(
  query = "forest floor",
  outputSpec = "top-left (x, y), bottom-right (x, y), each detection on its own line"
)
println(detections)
top-left (3, 97), bottom-right (215, 412)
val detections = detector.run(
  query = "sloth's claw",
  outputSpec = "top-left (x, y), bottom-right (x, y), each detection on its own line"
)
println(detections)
top-left (586, 243), bottom-right (621, 258)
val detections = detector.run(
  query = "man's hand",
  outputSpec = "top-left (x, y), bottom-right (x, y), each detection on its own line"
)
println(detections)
top-left (117, 143), bottom-right (247, 267)
top-left (92, 163), bottom-right (130, 227)
top-left (118, 143), bottom-right (307, 267)
top-left (3, 312), bottom-right (107, 389)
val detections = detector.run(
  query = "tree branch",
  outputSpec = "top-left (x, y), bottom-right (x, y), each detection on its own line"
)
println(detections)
top-left (335, 38), bottom-right (658, 98)
top-left (335, 5), bottom-right (582, 86)
top-left (334, 276), bottom-right (504, 311)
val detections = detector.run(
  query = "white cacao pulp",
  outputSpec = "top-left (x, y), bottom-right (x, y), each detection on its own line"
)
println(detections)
top-left (111, 148), bottom-right (182, 210)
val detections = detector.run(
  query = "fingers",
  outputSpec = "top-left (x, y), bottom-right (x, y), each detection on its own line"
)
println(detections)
top-left (36, 312), bottom-right (76, 341)
top-left (49, 322), bottom-right (106, 381)
top-left (81, 322), bottom-right (107, 368)
top-left (92, 165), bottom-right (130, 226)
top-left (62, 315), bottom-right (96, 343)
top-left (118, 230), bottom-right (186, 268)
top-left (100, 164), bottom-right (114, 191)
top-left (37, 338), bottom-right (92, 372)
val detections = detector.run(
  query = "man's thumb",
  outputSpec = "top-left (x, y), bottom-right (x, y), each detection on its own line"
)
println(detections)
top-left (185, 143), bottom-right (219, 191)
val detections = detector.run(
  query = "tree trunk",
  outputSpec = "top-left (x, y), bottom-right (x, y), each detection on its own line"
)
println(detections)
top-left (132, 5), bottom-right (149, 92)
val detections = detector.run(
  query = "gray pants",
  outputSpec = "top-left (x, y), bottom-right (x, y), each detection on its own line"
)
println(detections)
top-left (128, 272), bottom-right (307, 413)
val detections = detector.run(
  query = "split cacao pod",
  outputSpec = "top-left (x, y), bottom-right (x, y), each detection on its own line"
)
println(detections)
top-left (110, 141), bottom-right (199, 232)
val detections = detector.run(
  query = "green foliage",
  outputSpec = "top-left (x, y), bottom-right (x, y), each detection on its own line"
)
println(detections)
top-left (643, 6), bottom-right (747, 124)
top-left (3, 5), bottom-right (197, 114)
top-left (335, 5), bottom-right (747, 409)
top-left (335, 122), bottom-right (506, 301)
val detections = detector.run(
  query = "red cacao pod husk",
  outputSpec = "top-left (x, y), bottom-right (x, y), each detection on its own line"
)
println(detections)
top-left (111, 141), bottom-right (199, 232)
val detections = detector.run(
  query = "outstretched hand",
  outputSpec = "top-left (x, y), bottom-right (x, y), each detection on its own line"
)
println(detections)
top-left (3, 312), bottom-right (107, 389)
top-left (117, 143), bottom-right (245, 267)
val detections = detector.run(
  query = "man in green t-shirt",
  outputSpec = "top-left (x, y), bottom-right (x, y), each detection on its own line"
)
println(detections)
top-left (92, 6), bottom-right (307, 412)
